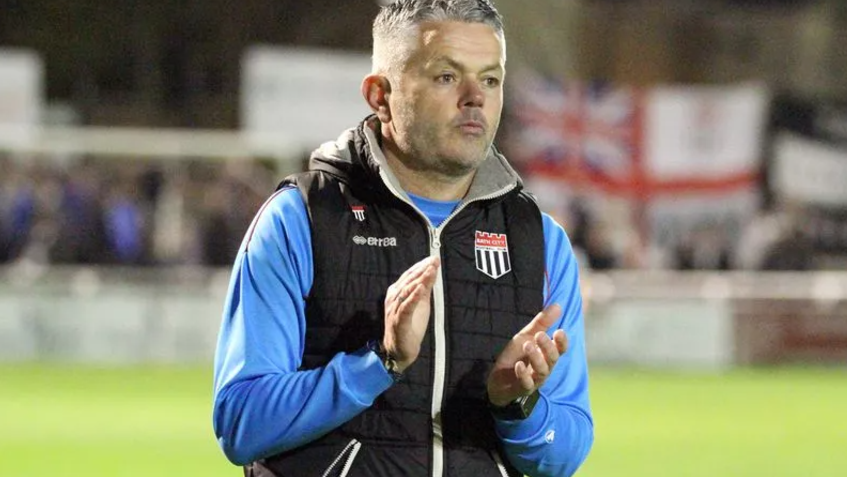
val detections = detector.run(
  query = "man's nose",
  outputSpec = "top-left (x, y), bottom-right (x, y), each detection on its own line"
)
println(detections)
top-left (459, 79), bottom-right (484, 108)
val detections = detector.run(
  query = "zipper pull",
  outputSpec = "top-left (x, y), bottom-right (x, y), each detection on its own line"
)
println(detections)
top-left (430, 228), bottom-right (441, 250)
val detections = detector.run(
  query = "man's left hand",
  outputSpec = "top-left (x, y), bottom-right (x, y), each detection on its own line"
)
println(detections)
top-left (486, 303), bottom-right (568, 407)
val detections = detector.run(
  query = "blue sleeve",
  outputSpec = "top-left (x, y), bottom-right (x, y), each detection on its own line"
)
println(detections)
top-left (495, 212), bottom-right (594, 477)
top-left (212, 187), bottom-right (395, 466)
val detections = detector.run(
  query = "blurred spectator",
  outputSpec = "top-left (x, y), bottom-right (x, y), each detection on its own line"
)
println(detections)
top-left (674, 224), bottom-right (730, 270)
top-left (103, 180), bottom-right (145, 265)
top-left (199, 177), bottom-right (236, 266)
top-left (198, 159), bottom-right (275, 266)
top-left (49, 159), bottom-right (109, 264)
top-left (0, 156), bottom-right (15, 263)
top-left (760, 228), bottom-right (815, 271)
top-left (6, 164), bottom-right (62, 264)
top-left (732, 201), bottom-right (813, 271)
top-left (566, 199), bottom-right (590, 252)
top-left (584, 221), bottom-right (618, 270)
top-left (151, 166), bottom-right (190, 265)
top-left (732, 208), bottom-right (789, 270)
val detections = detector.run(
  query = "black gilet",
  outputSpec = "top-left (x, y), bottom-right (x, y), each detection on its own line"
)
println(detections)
top-left (247, 125), bottom-right (545, 477)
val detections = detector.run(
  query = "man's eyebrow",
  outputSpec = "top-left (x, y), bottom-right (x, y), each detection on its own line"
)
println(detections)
top-left (429, 56), bottom-right (503, 74)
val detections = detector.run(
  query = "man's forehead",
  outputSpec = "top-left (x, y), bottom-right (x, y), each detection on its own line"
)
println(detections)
top-left (417, 21), bottom-right (502, 45)
top-left (412, 21), bottom-right (505, 66)
top-left (426, 55), bottom-right (503, 73)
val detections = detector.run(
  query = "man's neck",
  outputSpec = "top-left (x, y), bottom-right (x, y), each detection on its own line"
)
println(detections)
top-left (371, 119), bottom-right (479, 201)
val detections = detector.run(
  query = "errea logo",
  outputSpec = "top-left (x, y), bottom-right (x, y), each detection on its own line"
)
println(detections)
top-left (353, 235), bottom-right (397, 247)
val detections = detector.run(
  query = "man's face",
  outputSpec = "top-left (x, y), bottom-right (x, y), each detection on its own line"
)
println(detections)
top-left (386, 21), bottom-right (505, 177)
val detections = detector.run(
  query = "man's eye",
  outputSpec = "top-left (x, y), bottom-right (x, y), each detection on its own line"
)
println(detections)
top-left (483, 77), bottom-right (501, 87)
top-left (436, 73), bottom-right (456, 84)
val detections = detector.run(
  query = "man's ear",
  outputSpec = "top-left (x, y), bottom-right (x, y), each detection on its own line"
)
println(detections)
top-left (362, 74), bottom-right (392, 123)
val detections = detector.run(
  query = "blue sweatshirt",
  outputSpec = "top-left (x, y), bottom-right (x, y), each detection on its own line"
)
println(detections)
top-left (213, 188), bottom-right (594, 477)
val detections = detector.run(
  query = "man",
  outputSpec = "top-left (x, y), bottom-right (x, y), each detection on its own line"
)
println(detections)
top-left (213, 1), bottom-right (593, 476)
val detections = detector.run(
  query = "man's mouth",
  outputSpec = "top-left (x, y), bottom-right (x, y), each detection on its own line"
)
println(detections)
top-left (458, 121), bottom-right (485, 135)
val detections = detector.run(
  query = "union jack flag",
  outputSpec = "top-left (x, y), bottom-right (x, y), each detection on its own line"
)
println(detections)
top-left (508, 71), bottom-right (642, 190)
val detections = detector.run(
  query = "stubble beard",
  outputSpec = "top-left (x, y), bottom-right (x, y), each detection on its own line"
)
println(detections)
top-left (402, 122), bottom-right (493, 179)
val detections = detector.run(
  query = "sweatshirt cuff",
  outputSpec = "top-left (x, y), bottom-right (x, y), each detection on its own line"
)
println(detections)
top-left (493, 392), bottom-right (550, 442)
top-left (338, 347), bottom-right (395, 406)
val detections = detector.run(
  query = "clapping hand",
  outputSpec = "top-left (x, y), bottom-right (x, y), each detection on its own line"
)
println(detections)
top-left (382, 256), bottom-right (441, 373)
top-left (486, 304), bottom-right (568, 407)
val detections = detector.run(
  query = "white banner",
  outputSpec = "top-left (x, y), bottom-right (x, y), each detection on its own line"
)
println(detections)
top-left (0, 49), bottom-right (43, 146)
top-left (644, 83), bottom-right (769, 180)
top-left (240, 47), bottom-right (372, 153)
top-left (772, 133), bottom-right (847, 206)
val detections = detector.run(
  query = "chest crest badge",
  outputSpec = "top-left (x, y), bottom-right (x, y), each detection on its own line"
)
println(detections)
top-left (351, 205), bottom-right (365, 222)
top-left (475, 231), bottom-right (511, 279)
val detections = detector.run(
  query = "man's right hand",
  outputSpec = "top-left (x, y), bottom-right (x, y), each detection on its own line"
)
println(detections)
top-left (382, 255), bottom-right (440, 373)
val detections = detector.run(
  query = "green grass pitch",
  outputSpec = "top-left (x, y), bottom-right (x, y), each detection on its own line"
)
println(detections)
top-left (1, 365), bottom-right (845, 476)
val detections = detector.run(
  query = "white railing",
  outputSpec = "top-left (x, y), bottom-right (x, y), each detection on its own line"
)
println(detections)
top-left (1, 266), bottom-right (845, 366)
top-left (588, 270), bottom-right (847, 301)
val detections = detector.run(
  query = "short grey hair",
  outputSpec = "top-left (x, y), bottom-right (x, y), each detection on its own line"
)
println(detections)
top-left (372, 0), bottom-right (505, 74)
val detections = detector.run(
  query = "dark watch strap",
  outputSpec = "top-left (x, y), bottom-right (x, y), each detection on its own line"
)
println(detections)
top-left (488, 390), bottom-right (540, 420)
top-left (366, 339), bottom-right (404, 383)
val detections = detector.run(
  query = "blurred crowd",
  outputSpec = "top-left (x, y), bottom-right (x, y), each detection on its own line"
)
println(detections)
top-left (0, 152), bottom-right (831, 271)
top-left (525, 191), bottom-right (823, 273)
top-left (0, 153), bottom-right (275, 267)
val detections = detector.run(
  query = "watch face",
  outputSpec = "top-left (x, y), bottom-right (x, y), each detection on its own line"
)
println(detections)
top-left (517, 390), bottom-right (540, 418)
top-left (489, 390), bottom-right (540, 420)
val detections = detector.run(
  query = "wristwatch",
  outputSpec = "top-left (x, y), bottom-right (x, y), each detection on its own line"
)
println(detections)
top-left (366, 339), bottom-right (404, 383)
top-left (487, 390), bottom-right (540, 420)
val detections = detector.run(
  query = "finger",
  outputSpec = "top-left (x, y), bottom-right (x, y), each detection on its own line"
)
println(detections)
top-left (386, 258), bottom-right (434, 309)
top-left (553, 329), bottom-right (569, 355)
top-left (420, 257), bottom-right (440, 290)
top-left (524, 340), bottom-right (550, 380)
top-left (396, 256), bottom-right (438, 284)
top-left (535, 331), bottom-right (560, 367)
top-left (398, 260), bottom-right (439, 301)
top-left (386, 282), bottom-right (408, 312)
top-left (519, 303), bottom-right (562, 336)
top-left (394, 257), bottom-right (439, 299)
top-left (514, 360), bottom-right (535, 391)
top-left (396, 273), bottom-right (437, 314)
top-left (385, 288), bottom-right (401, 316)
top-left (396, 283), bottom-right (425, 314)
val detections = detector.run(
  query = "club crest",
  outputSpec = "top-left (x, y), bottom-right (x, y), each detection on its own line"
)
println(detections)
top-left (475, 231), bottom-right (511, 279)
top-left (351, 205), bottom-right (365, 222)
